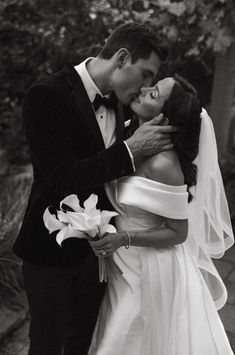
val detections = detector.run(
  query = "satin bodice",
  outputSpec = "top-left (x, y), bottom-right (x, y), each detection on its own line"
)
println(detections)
top-left (105, 176), bottom-right (188, 232)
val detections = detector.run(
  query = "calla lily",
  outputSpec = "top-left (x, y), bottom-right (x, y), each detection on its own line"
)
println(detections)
top-left (84, 194), bottom-right (98, 212)
top-left (99, 223), bottom-right (117, 237)
top-left (57, 210), bottom-right (71, 224)
top-left (56, 225), bottom-right (85, 246)
top-left (57, 210), bottom-right (83, 227)
top-left (43, 207), bottom-right (65, 233)
top-left (100, 210), bottom-right (118, 226)
top-left (59, 194), bottom-right (84, 212)
top-left (72, 214), bottom-right (100, 238)
top-left (43, 193), bottom-right (122, 282)
top-left (44, 193), bottom-right (119, 243)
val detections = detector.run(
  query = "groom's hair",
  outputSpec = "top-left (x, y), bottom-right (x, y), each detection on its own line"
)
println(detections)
top-left (99, 22), bottom-right (169, 63)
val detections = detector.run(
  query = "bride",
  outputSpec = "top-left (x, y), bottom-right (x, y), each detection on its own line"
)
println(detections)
top-left (88, 74), bottom-right (234, 354)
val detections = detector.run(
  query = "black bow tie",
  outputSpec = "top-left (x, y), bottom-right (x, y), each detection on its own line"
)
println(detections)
top-left (93, 94), bottom-right (117, 111)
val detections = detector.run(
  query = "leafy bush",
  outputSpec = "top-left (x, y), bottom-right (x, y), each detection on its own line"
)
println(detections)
top-left (0, 0), bottom-right (109, 165)
top-left (0, 168), bottom-right (32, 308)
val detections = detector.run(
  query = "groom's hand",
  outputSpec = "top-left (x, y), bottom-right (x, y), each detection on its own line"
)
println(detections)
top-left (125, 113), bottom-right (178, 159)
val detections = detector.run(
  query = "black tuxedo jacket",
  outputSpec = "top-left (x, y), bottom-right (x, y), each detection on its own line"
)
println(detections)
top-left (13, 63), bottom-right (134, 266)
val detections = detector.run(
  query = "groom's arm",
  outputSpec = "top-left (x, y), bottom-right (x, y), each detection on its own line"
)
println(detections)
top-left (23, 83), bottom-right (134, 198)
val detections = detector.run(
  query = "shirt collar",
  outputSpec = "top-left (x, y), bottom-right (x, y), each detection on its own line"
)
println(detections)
top-left (74, 58), bottom-right (104, 104)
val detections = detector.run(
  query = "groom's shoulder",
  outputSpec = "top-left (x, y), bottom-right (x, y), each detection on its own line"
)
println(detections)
top-left (24, 65), bottom-right (71, 106)
top-left (29, 66), bottom-right (67, 94)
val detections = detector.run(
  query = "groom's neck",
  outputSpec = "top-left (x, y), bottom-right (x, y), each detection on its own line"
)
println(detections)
top-left (87, 57), bottom-right (113, 96)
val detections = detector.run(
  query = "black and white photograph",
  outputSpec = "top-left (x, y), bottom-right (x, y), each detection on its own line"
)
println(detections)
top-left (0, 1), bottom-right (235, 354)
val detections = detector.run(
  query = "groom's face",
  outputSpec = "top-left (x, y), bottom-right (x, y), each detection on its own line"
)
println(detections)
top-left (112, 50), bottom-right (161, 105)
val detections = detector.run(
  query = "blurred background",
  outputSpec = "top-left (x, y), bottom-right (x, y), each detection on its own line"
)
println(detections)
top-left (0, 0), bottom-right (235, 352)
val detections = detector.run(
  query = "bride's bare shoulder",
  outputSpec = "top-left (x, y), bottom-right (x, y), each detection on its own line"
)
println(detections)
top-left (145, 150), bottom-right (184, 186)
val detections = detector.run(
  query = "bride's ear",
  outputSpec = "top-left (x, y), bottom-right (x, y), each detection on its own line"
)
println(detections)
top-left (116, 48), bottom-right (131, 69)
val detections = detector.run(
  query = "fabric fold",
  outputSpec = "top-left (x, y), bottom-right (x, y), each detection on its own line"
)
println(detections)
top-left (118, 176), bottom-right (188, 220)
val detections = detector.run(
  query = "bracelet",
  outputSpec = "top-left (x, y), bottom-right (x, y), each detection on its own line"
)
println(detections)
top-left (125, 231), bottom-right (131, 249)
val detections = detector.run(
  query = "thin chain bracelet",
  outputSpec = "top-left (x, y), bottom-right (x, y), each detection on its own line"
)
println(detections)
top-left (125, 231), bottom-right (131, 249)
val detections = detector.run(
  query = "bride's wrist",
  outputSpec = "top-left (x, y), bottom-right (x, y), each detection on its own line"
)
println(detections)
top-left (120, 231), bottom-right (129, 247)
top-left (119, 231), bottom-right (132, 249)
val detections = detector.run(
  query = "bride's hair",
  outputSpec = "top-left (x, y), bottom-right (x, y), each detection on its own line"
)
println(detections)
top-left (162, 74), bottom-right (202, 202)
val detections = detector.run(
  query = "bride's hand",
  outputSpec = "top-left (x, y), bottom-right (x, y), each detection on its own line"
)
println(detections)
top-left (89, 232), bottom-right (126, 257)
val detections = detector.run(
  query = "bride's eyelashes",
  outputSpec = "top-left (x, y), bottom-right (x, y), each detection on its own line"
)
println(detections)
top-left (149, 86), bottom-right (159, 100)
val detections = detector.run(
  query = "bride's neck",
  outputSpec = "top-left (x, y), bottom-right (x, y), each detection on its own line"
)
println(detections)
top-left (138, 117), bottom-right (146, 126)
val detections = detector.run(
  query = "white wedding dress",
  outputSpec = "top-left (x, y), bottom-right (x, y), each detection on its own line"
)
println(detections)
top-left (89, 175), bottom-right (234, 355)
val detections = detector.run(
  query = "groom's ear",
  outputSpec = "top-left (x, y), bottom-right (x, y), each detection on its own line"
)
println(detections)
top-left (116, 48), bottom-right (130, 69)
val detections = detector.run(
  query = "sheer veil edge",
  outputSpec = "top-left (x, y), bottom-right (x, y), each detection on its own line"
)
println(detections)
top-left (187, 108), bottom-right (234, 309)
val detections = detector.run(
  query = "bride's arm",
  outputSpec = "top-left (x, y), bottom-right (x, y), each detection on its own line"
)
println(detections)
top-left (90, 151), bottom-right (188, 256)
top-left (89, 218), bottom-right (188, 257)
top-left (127, 150), bottom-right (188, 247)
top-left (124, 218), bottom-right (188, 248)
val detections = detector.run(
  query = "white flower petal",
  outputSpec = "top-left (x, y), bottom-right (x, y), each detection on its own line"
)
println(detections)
top-left (84, 214), bottom-right (101, 229)
top-left (60, 194), bottom-right (83, 212)
top-left (100, 210), bottom-right (119, 225)
top-left (83, 194), bottom-right (98, 212)
top-left (86, 207), bottom-right (100, 218)
top-left (65, 212), bottom-right (87, 230)
top-left (57, 210), bottom-right (70, 224)
top-left (56, 225), bottom-right (86, 246)
top-left (86, 226), bottom-right (100, 239)
top-left (99, 224), bottom-right (117, 237)
top-left (43, 208), bottom-right (64, 233)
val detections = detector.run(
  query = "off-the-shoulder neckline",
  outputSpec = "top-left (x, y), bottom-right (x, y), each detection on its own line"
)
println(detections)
top-left (118, 175), bottom-right (188, 191)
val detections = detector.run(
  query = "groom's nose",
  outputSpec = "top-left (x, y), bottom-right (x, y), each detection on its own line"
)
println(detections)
top-left (140, 87), bottom-right (150, 97)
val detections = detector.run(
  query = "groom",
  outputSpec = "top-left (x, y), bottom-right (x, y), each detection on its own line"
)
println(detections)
top-left (13, 23), bottom-right (176, 355)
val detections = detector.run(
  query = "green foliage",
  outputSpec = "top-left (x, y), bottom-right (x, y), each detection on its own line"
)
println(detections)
top-left (90, 0), bottom-right (235, 104)
top-left (0, 0), bottom-right (234, 164)
top-left (0, 0), bottom-right (109, 165)
top-left (94, 0), bottom-right (235, 54)
top-left (0, 169), bottom-right (32, 307)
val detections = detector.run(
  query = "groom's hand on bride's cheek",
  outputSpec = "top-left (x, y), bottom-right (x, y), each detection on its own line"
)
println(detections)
top-left (125, 114), bottom-right (179, 158)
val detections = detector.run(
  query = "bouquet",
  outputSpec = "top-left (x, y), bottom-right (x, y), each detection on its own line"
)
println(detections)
top-left (43, 193), bottom-right (122, 282)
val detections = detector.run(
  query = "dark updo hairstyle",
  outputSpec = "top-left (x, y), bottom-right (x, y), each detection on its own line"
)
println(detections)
top-left (162, 74), bottom-right (202, 202)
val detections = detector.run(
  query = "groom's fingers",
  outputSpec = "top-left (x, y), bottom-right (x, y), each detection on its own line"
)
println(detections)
top-left (160, 138), bottom-right (172, 146)
top-left (158, 125), bottom-right (179, 133)
top-left (161, 143), bottom-right (174, 151)
top-left (148, 113), bottom-right (164, 125)
top-left (147, 116), bottom-right (179, 133)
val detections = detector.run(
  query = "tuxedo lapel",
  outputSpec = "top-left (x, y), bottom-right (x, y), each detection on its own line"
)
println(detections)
top-left (64, 63), bottom-right (127, 148)
top-left (114, 102), bottom-right (126, 142)
top-left (64, 63), bottom-right (105, 150)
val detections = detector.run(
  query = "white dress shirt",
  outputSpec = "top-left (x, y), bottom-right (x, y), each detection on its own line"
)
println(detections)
top-left (74, 58), bottom-right (116, 149)
top-left (74, 58), bottom-right (135, 171)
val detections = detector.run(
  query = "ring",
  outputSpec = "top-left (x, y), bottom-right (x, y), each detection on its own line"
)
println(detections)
top-left (102, 251), bottom-right (106, 256)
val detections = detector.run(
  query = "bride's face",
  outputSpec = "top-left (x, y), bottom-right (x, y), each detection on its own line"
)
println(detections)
top-left (130, 78), bottom-right (175, 121)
